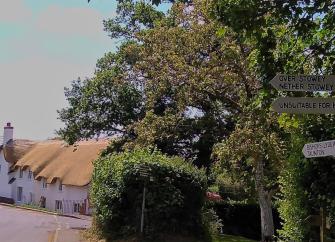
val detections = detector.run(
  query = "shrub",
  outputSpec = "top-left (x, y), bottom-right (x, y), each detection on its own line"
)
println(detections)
top-left (91, 148), bottom-right (207, 240)
top-left (201, 207), bottom-right (223, 237)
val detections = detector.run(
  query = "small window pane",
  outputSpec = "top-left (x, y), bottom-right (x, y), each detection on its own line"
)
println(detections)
top-left (17, 187), bottom-right (23, 201)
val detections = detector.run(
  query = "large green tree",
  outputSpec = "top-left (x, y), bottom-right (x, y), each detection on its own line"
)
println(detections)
top-left (60, 1), bottom-right (284, 240)
top-left (58, 0), bottom-right (257, 169)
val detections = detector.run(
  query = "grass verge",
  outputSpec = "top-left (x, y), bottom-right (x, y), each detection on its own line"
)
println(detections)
top-left (214, 234), bottom-right (257, 242)
top-left (81, 230), bottom-right (256, 242)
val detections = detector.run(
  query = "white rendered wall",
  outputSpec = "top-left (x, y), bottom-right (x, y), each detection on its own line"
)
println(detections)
top-left (11, 171), bottom-right (90, 214)
top-left (35, 179), bottom-right (89, 214)
top-left (0, 151), bottom-right (12, 198)
top-left (12, 169), bottom-right (35, 204)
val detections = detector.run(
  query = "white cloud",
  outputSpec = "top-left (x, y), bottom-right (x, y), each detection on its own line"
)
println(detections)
top-left (0, 0), bottom-right (32, 23)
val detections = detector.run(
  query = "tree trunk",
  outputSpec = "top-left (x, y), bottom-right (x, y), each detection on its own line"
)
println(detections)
top-left (255, 157), bottom-right (275, 241)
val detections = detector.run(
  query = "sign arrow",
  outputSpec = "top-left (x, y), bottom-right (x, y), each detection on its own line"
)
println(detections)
top-left (272, 97), bottom-right (335, 114)
top-left (270, 74), bottom-right (335, 92)
top-left (302, 140), bottom-right (335, 158)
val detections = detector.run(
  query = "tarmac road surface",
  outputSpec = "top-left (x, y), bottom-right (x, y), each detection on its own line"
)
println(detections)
top-left (0, 205), bottom-right (91, 242)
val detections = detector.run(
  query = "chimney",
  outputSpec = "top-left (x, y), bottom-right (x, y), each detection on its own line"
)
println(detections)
top-left (3, 122), bottom-right (13, 145)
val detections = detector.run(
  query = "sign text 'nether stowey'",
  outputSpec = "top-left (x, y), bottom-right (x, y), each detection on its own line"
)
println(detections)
top-left (270, 74), bottom-right (335, 92)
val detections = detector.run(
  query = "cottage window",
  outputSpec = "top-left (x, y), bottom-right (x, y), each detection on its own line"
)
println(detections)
top-left (29, 192), bottom-right (34, 204)
top-left (19, 168), bottom-right (23, 178)
top-left (28, 170), bottom-right (33, 180)
top-left (39, 196), bottom-right (46, 208)
top-left (73, 203), bottom-right (80, 213)
top-left (42, 178), bottom-right (47, 189)
top-left (58, 181), bottom-right (63, 191)
top-left (55, 200), bottom-right (63, 211)
top-left (0, 164), bottom-right (1, 173)
top-left (17, 187), bottom-right (23, 202)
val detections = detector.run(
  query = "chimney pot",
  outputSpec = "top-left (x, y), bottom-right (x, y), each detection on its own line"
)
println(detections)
top-left (3, 122), bottom-right (14, 144)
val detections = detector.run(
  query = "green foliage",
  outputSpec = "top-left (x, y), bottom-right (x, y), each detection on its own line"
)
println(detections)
top-left (212, 0), bottom-right (335, 81)
top-left (211, 1), bottom-right (335, 239)
top-left (59, 0), bottom-right (255, 169)
top-left (57, 75), bottom-right (143, 144)
top-left (91, 148), bottom-right (207, 239)
top-left (201, 207), bottom-right (223, 240)
top-left (278, 113), bottom-right (335, 240)
top-left (213, 109), bottom-right (286, 197)
top-left (215, 173), bottom-right (255, 203)
top-left (277, 134), bottom-right (309, 241)
top-left (103, 1), bottom-right (164, 40)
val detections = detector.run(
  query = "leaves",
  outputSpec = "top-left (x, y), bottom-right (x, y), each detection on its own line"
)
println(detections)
top-left (60, 0), bottom-right (259, 168)
top-left (91, 148), bottom-right (207, 237)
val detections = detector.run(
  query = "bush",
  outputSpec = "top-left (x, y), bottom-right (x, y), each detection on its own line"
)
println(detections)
top-left (91, 148), bottom-right (207, 240)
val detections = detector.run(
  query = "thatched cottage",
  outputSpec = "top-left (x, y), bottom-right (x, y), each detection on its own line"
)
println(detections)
top-left (0, 123), bottom-right (108, 215)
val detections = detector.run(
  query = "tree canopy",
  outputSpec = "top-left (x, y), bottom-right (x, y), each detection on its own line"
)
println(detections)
top-left (60, 0), bottom-right (335, 241)
top-left (58, 0), bottom-right (258, 168)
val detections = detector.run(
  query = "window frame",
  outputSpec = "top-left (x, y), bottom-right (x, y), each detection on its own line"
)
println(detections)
top-left (19, 168), bottom-right (23, 178)
top-left (73, 203), bottom-right (80, 213)
top-left (17, 187), bottom-right (23, 202)
top-left (42, 178), bottom-right (47, 189)
top-left (55, 200), bottom-right (63, 211)
top-left (28, 170), bottom-right (33, 180)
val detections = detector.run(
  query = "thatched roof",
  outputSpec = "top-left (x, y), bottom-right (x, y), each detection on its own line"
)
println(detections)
top-left (14, 139), bottom-right (108, 186)
top-left (3, 139), bottom-right (37, 164)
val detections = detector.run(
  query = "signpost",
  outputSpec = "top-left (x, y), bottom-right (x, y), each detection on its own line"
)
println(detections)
top-left (138, 165), bottom-right (150, 235)
top-left (270, 74), bottom-right (335, 92)
top-left (272, 97), bottom-right (335, 114)
top-left (304, 208), bottom-right (329, 242)
top-left (302, 140), bottom-right (335, 158)
top-left (270, 74), bottom-right (335, 238)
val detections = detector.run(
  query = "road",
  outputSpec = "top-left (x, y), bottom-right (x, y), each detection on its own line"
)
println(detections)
top-left (0, 205), bottom-right (91, 242)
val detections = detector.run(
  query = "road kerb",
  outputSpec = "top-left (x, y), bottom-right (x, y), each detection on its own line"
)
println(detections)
top-left (0, 202), bottom-right (84, 220)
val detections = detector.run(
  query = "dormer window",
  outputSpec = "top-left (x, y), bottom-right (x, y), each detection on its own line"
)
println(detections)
top-left (19, 168), bottom-right (23, 178)
top-left (59, 181), bottom-right (63, 191)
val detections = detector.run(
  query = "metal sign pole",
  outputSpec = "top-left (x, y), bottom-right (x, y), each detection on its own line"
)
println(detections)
top-left (320, 207), bottom-right (327, 242)
top-left (138, 164), bottom-right (150, 235)
top-left (140, 184), bottom-right (146, 234)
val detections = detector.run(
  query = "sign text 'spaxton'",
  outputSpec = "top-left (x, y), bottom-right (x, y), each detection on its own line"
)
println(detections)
top-left (303, 140), bottom-right (335, 158)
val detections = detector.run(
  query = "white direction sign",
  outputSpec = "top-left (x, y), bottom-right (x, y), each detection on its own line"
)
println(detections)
top-left (272, 97), bottom-right (335, 114)
top-left (270, 74), bottom-right (335, 92)
top-left (303, 140), bottom-right (335, 158)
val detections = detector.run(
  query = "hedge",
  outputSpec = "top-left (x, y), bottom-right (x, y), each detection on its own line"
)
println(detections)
top-left (91, 148), bottom-right (208, 240)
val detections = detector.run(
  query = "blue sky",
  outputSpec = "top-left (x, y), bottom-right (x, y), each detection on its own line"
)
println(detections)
top-left (0, 0), bottom-right (118, 140)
